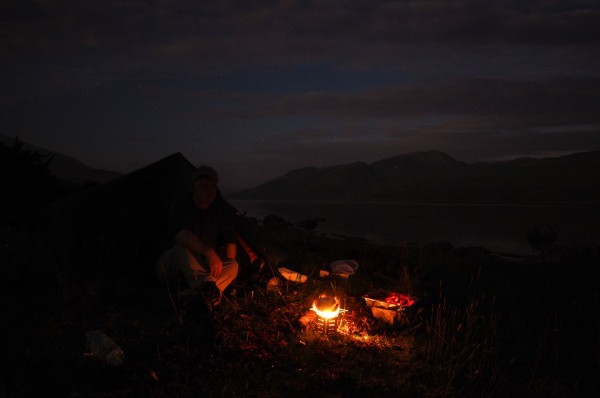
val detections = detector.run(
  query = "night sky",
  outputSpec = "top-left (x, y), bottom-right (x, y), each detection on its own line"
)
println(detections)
top-left (2, 1), bottom-right (599, 190)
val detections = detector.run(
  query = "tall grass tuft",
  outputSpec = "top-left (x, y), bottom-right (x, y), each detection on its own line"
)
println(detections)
top-left (423, 285), bottom-right (499, 397)
top-left (398, 241), bottom-right (415, 296)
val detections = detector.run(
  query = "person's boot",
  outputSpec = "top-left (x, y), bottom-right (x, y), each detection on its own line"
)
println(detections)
top-left (197, 280), bottom-right (222, 311)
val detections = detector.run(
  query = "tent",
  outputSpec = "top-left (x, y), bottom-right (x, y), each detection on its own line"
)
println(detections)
top-left (34, 153), bottom-right (264, 292)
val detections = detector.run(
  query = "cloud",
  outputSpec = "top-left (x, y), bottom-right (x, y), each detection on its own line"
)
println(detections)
top-left (1, 0), bottom-right (598, 188)
top-left (3, 1), bottom-right (598, 63)
top-left (193, 76), bottom-right (600, 128)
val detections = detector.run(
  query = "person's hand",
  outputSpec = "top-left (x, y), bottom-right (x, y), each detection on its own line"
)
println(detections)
top-left (207, 251), bottom-right (223, 277)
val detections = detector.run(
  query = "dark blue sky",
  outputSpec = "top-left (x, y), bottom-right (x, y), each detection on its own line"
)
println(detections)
top-left (2, 0), bottom-right (599, 189)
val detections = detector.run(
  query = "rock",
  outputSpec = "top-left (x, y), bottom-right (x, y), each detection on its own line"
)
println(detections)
top-left (371, 307), bottom-right (400, 326)
top-left (527, 221), bottom-right (558, 252)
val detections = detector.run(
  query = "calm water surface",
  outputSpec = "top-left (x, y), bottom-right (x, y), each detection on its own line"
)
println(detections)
top-left (228, 199), bottom-right (600, 255)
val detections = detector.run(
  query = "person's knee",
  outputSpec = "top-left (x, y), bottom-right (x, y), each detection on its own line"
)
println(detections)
top-left (228, 259), bottom-right (239, 277)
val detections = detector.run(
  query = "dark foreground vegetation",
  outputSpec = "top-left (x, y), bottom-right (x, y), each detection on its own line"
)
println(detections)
top-left (2, 217), bottom-right (600, 397)
top-left (1, 140), bottom-right (599, 397)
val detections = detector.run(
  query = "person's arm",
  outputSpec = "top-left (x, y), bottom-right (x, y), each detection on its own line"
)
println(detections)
top-left (219, 198), bottom-right (237, 262)
top-left (175, 229), bottom-right (223, 277)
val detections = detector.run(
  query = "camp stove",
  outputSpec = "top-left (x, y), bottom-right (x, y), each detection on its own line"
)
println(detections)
top-left (312, 296), bottom-right (341, 335)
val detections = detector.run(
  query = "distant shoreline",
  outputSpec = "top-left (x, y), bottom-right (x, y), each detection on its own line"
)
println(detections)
top-left (227, 197), bottom-right (600, 207)
top-left (228, 199), bottom-right (600, 255)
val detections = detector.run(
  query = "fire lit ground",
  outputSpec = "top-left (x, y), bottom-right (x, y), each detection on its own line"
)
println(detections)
top-left (1, 216), bottom-right (600, 397)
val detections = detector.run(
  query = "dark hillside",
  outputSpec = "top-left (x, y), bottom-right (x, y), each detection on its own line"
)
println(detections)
top-left (371, 150), bottom-right (466, 174)
top-left (313, 161), bottom-right (378, 200)
top-left (0, 135), bottom-right (121, 184)
top-left (231, 150), bottom-right (600, 203)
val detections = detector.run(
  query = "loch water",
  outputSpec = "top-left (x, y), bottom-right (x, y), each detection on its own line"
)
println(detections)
top-left (228, 199), bottom-right (600, 255)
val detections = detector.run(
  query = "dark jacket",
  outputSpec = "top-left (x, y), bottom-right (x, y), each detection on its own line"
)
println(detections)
top-left (169, 191), bottom-right (236, 249)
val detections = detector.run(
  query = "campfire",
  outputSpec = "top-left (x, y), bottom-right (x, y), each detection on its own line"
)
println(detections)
top-left (298, 289), bottom-right (417, 335)
top-left (312, 296), bottom-right (341, 335)
top-left (299, 295), bottom-right (345, 335)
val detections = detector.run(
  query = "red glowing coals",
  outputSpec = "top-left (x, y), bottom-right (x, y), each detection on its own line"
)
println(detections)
top-left (384, 293), bottom-right (415, 307)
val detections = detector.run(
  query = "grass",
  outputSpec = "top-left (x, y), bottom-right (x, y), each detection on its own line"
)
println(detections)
top-left (422, 288), bottom-right (499, 397)
top-left (1, 219), bottom-right (599, 397)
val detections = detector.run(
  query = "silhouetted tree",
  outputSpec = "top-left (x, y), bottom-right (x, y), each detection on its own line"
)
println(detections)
top-left (0, 137), bottom-right (63, 226)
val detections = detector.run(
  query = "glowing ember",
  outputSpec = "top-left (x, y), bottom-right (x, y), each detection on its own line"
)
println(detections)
top-left (385, 293), bottom-right (416, 307)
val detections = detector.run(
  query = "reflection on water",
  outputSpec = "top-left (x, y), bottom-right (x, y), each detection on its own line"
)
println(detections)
top-left (228, 199), bottom-right (600, 255)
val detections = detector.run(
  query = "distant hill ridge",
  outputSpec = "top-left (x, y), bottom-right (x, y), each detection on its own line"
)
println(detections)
top-left (0, 135), bottom-right (121, 184)
top-left (230, 150), bottom-right (600, 203)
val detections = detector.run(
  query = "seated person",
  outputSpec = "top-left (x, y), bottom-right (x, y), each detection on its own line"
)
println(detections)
top-left (156, 165), bottom-right (238, 308)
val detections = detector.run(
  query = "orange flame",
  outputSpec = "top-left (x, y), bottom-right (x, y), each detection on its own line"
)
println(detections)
top-left (312, 297), bottom-right (340, 319)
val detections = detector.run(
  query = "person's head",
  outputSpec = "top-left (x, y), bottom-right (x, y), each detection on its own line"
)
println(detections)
top-left (191, 165), bottom-right (219, 209)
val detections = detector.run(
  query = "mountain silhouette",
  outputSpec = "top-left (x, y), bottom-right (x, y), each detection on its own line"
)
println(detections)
top-left (230, 150), bottom-right (600, 203)
top-left (0, 135), bottom-right (121, 184)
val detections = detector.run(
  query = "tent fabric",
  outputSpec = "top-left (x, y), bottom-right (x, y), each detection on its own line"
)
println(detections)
top-left (34, 153), bottom-right (264, 288)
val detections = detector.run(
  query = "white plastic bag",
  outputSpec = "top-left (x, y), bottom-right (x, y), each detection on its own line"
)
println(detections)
top-left (278, 267), bottom-right (308, 283)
